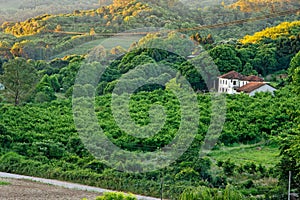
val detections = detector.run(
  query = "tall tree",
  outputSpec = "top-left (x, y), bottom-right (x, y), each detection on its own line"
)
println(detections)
top-left (289, 51), bottom-right (300, 93)
top-left (209, 45), bottom-right (242, 73)
top-left (0, 57), bottom-right (39, 105)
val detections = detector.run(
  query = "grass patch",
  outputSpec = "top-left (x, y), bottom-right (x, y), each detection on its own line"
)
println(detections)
top-left (208, 144), bottom-right (280, 168)
top-left (0, 181), bottom-right (10, 186)
top-left (51, 38), bottom-right (106, 59)
top-left (51, 35), bottom-right (141, 59)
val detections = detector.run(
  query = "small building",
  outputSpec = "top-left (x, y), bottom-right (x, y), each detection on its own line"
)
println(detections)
top-left (236, 82), bottom-right (276, 96)
top-left (0, 83), bottom-right (4, 90)
top-left (218, 71), bottom-right (276, 96)
top-left (218, 71), bottom-right (249, 94)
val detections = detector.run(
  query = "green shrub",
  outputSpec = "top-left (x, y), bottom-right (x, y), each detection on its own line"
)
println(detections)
top-left (180, 186), bottom-right (213, 200)
top-left (179, 184), bottom-right (245, 200)
top-left (222, 159), bottom-right (236, 176)
top-left (95, 192), bottom-right (137, 200)
top-left (242, 180), bottom-right (254, 189)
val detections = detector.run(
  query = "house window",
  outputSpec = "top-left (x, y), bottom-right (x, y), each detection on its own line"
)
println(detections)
top-left (233, 81), bottom-right (237, 85)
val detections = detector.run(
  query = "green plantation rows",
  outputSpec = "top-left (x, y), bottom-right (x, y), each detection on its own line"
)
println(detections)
top-left (0, 88), bottom-right (298, 199)
top-left (0, 9), bottom-right (299, 198)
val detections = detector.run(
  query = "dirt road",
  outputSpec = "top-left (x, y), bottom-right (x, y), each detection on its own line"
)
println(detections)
top-left (0, 172), bottom-right (160, 200)
top-left (0, 178), bottom-right (100, 200)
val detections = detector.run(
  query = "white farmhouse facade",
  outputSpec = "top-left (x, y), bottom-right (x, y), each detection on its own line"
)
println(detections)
top-left (218, 77), bottom-right (248, 94)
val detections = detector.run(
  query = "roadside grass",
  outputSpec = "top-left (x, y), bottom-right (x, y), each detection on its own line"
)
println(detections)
top-left (0, 181), bottom-right (10, 186)
top-left (208, 143), bottom-right (280, 168)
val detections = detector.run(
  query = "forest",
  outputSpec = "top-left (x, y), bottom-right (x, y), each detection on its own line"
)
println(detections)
top-left (0, 0), bottom-right (300, 199)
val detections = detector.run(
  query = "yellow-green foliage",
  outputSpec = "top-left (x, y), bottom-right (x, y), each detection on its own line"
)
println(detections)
top-left (95, 192), bottom-right (137, 200)
top-left (240, 21), bottom-right (300, 44)
top-left (229, 0), bottom-right (299, 13)
top-left (2, 0), bottom-right (152, 37)
top-left (4, 15), bottom-right (53, 37)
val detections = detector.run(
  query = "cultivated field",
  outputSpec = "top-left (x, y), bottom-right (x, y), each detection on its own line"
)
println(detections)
top-left (0, 178), bottom-right (101, 200)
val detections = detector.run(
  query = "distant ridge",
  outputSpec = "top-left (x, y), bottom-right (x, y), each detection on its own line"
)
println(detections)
top-left (229, 0), bottom-right (300, 12)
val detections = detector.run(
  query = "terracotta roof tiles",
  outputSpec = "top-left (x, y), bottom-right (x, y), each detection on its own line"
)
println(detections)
top-left (236, 82), bottom-right (266, 93)
top-left (219, 71), bottom-right (244, 79)
top-left (219, 71), bottom-right (263, 82)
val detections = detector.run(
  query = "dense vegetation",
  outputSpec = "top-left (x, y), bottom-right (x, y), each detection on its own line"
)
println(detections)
top-left (0, 0), bottom-right (299, 61)
top-left (0, 1), bottom-right (300, 199)
top-left (228, 0), bottom-right (300, 13)
top-left (0, 85), bottom-right (299, 199)
top-left (0, 0), bottom-right (112, 24)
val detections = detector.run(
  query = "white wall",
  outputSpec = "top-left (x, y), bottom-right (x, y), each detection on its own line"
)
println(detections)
top-left (249, 85), bottom-right (276, 96)
top-left (218, 78), bottom-right (248, 94)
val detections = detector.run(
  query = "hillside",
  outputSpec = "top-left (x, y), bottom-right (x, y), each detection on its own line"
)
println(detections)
top-left (0, 0), bottom-right (112, 24)
top-left (0, 89), bottom-right (298, 199)
top-left (229, 0), bottom-right (300, 12)
top-left (240, 20), bottom-right (300, 44)
top-left (0, 0), bottom-right (197, 60)
top-left (0, 2), bottom-right (300, 197)
top-left (0, 0), bottom-right (299, 61)
top-left (1, 0), bottom-right (194, 37)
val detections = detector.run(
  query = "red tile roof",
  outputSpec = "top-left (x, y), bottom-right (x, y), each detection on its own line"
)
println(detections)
top-left (244, 75), bottom-right (264, 82)
top-left (219, 71), bottom-right (264, 82)
top-left (236, 82), bottom-right (266, 93)
top-left (219, 71), bottom-right (244, 79)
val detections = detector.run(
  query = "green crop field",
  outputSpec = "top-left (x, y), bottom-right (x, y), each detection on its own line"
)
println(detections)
top-left (52, 35), bottom-right (141, 59)
top-left (208, 144), bottom-right (280, 168)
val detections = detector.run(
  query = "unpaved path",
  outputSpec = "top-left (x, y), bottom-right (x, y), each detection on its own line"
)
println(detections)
top-left (0, 178), bottom-right (100, 200)
top-left (0, 172), bottom-right (160, 200)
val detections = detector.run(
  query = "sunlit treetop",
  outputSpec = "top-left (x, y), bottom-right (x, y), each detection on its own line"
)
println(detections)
top-left (240, 20), bottom-right (300, 44)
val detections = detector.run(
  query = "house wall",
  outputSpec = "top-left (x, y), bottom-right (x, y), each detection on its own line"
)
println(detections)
top-left (218, 78), bottom-right (248, 94)
top-left (249, 85), bottom-right (276, 96)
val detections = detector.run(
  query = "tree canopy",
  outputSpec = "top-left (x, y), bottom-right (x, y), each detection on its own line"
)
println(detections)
top-left (0, 57), bottom-right (39, 105)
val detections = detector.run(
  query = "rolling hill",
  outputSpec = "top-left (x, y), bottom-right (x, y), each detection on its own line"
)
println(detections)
top-left (0, 0), bottom-right (299, 61)
top-left (229, 0), bottom-right (300, 12)
top-left (241, 20), bottom-right (300, 43)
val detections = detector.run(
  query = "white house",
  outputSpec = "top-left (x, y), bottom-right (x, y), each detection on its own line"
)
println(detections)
top-left (218, 71), bottom-right (249, 94)
top-left (236, 82), bottom-right (277, 96)
top-left (218, 71), bottom-right (275, 95)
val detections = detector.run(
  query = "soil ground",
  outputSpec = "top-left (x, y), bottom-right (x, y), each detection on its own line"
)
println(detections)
top-left (0, 178), bottom-right (101, 200)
